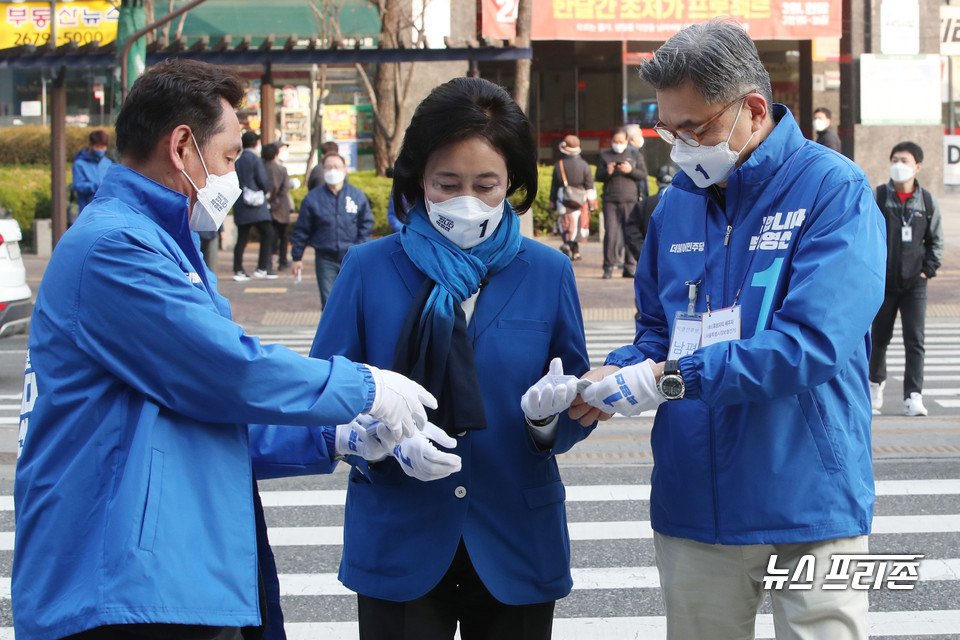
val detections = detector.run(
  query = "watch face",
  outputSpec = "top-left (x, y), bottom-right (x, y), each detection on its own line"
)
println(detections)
top-left (660, 375), bottom-right (684, 399)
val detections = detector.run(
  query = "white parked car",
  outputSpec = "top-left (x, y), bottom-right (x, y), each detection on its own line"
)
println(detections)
top-left (0, 217), bottom-right (32, 337)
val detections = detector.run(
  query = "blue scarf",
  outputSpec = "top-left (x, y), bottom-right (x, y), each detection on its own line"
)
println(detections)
top-left (394, 199), bottom-right (521, 433)
top-left (401, 199), bottom-right (521, 333)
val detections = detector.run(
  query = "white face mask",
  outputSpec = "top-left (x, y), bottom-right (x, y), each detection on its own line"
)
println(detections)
top-left (181, 135), bottom-right (242, 232)
top-left (324, 168), bottom-right (346, 186)
top-left (611, 142), bottom-right (628, 154)
top-left (890, 162), bottom-right (915, 183)
top-left (812, 118), bottom-right (829, 133)
top-left (278, 148), bottom-right (290, 163)
top-left (425, 195), bottom-right (504, 249)
top-left (670, 99), bottom-right (754, 188)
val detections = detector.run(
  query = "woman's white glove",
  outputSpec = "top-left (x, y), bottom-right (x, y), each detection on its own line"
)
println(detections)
top-left (334, 415), bottom-right (389, 462)
top-left (580, 359), bottom-right (664, 416)
top-left (391, 423), bottom-right (462, 481)
top-left (364, 365), bottom-right (438, 445)
top-left (520, 357), bottom-right (580, 421)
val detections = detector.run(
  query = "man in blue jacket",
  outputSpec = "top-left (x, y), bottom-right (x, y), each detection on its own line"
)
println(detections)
top-left (14, 58), bottom-right (437, 640)
top-left (71, 129), bottom-right (113, 216)
top-left (290, 152), bottom-right (374, 307)
top-left (571, 19), bottom-right (885, 640)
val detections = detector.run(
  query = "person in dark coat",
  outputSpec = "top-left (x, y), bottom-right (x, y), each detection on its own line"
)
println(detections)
top-left (869, 141), bottom-right (944, 417)
top-left (291, 153), bottom-right (374, 307)
top-left (263, 142), bottom-right (292, 270)
top-left (624, 164), bottom-right (676, 264)
top-left (233, 131), bottom-right (276, 280)
top-left (813, 107), bottom-right (841, 152)
top-left (596, 128), bottom-right (647, 279)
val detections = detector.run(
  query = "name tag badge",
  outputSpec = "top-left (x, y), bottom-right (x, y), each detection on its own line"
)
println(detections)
top-left (901, 226), bottom-right (912, 242)
top-left (669, 312), bottom-right (702, 358)
top-left (701, 306), bottom-right (741, 346)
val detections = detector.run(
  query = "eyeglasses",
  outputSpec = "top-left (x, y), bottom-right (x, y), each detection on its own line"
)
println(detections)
top-left (654, 94), bottom-right (750, 147)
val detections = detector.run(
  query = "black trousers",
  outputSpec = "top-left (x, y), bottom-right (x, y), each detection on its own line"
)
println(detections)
top-left (234, 220), bottom-right (275, 273)
top-left (602, 201), bottom-right (636, 271)
top-left (272, 220), bottom-right (289, 267)
top-left (357, 540), bottom-right (555, 640)
top-left (869, 278), bottom-right (928, 398)
top-left (61, 625), bottom-right (244, 640)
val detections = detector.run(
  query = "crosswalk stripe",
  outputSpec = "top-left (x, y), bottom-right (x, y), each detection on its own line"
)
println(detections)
top-left (3, 479), bottom-right (956, 514)
top-left (928, 399), bottom-right (960, 408)
top-left (0, 558), bottom-right (958, 599)
top-left (205, 514), bottom-right (960, 548)
top-left (22, 512), bottom-right (941, 551)
top-left (102, 610), bottom-right (956, 640)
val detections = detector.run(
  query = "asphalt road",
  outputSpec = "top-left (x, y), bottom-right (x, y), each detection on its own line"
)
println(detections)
top-left (0, 321), bottom-right (959, 638)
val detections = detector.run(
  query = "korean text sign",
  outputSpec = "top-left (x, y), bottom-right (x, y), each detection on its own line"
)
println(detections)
top-left (482, 0), bottom-right (840, 40)
top-left (1, 2), bottom-right (119, 48)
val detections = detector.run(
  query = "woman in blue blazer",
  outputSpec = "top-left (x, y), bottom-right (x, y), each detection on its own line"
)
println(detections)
top-left (310, 77), bottom-right (596, 639)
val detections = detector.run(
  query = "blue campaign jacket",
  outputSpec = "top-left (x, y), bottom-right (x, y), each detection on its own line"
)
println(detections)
top-left (13, 164), bottom-right (373, 640)
top-left (606, 106), bottom-right (886, 545)
top-left (290, 180), bottom-right (374, 263)
top-left (308, 234), bottom-right (594, 604)
top-left (72, 148), bottom-right (113, 212)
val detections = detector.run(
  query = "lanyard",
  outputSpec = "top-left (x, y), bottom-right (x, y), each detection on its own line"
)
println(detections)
top-left (701, 141), bottom-right (807, 312)
top-left (901, 195), bottom-right (918, 227)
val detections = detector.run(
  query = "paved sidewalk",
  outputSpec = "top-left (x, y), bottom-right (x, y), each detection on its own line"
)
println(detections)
top-left (22, 186), bottom-right (960, 326)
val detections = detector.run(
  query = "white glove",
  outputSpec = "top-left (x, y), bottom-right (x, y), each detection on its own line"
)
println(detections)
top-left (580, 360), bottom-right (665, 417)
top-left (364, 366), bottom-right (438, 445)
top-left (334, 415), bottom-right (389, 462)
top-left (391, 422), bottom-right (462, 481)
top-left (520, 357), bottom-right (580, 421)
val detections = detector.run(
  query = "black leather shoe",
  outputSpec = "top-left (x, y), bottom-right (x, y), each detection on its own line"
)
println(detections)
top-left (602, 269), bottom-right (613, 279)
top-left (623, 268), bottom-right (636, 278)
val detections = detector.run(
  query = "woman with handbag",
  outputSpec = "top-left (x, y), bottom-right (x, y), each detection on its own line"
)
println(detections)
top-left (549, 134), bottom-right (596, 260)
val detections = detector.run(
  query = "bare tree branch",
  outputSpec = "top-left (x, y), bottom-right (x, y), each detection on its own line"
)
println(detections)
top-left (175, 10), bottom-right (189, 40)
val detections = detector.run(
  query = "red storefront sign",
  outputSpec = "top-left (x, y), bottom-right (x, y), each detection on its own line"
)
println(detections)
top-left (482, 0), bottom-right (841, 41)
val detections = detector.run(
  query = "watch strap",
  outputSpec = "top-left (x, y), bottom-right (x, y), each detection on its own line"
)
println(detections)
top-left (664, 359), bottom-right (680, 376)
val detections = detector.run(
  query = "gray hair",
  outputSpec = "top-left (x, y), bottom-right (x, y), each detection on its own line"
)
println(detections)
top-left (624, 123), bottom-right (642, 138)
top-left (639, 17), bottom-right (773, 106)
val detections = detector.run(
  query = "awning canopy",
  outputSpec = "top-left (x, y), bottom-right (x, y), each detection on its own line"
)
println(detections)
top-left (0, 35), bottom-right (532, 69)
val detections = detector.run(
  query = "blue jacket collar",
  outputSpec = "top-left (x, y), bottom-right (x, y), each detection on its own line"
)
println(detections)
top-left (97, 164), bottom-right (192, 239)
top-left (673, 104), bottom-right (806, 199)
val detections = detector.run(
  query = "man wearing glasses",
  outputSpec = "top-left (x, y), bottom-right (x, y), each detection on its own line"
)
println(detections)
top-left (570, 18), bottom-right (885, 640)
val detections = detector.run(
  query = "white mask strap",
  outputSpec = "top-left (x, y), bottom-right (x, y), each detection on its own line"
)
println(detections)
top-left (725, 99), bottom-right (746, 146)
top-left (191, 134), bottom-right (211, 177)
top-left (181, 133), bottom-right (210, 194)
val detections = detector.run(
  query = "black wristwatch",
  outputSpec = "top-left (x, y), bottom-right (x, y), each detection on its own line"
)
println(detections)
top-left (657, 360), bottom-right (685, 401)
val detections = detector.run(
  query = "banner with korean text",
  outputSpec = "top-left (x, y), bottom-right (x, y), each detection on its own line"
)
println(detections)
top-left (482, 0), bottom-right (841, 41)
top-left (1, 1), bottom-right (119, 49)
